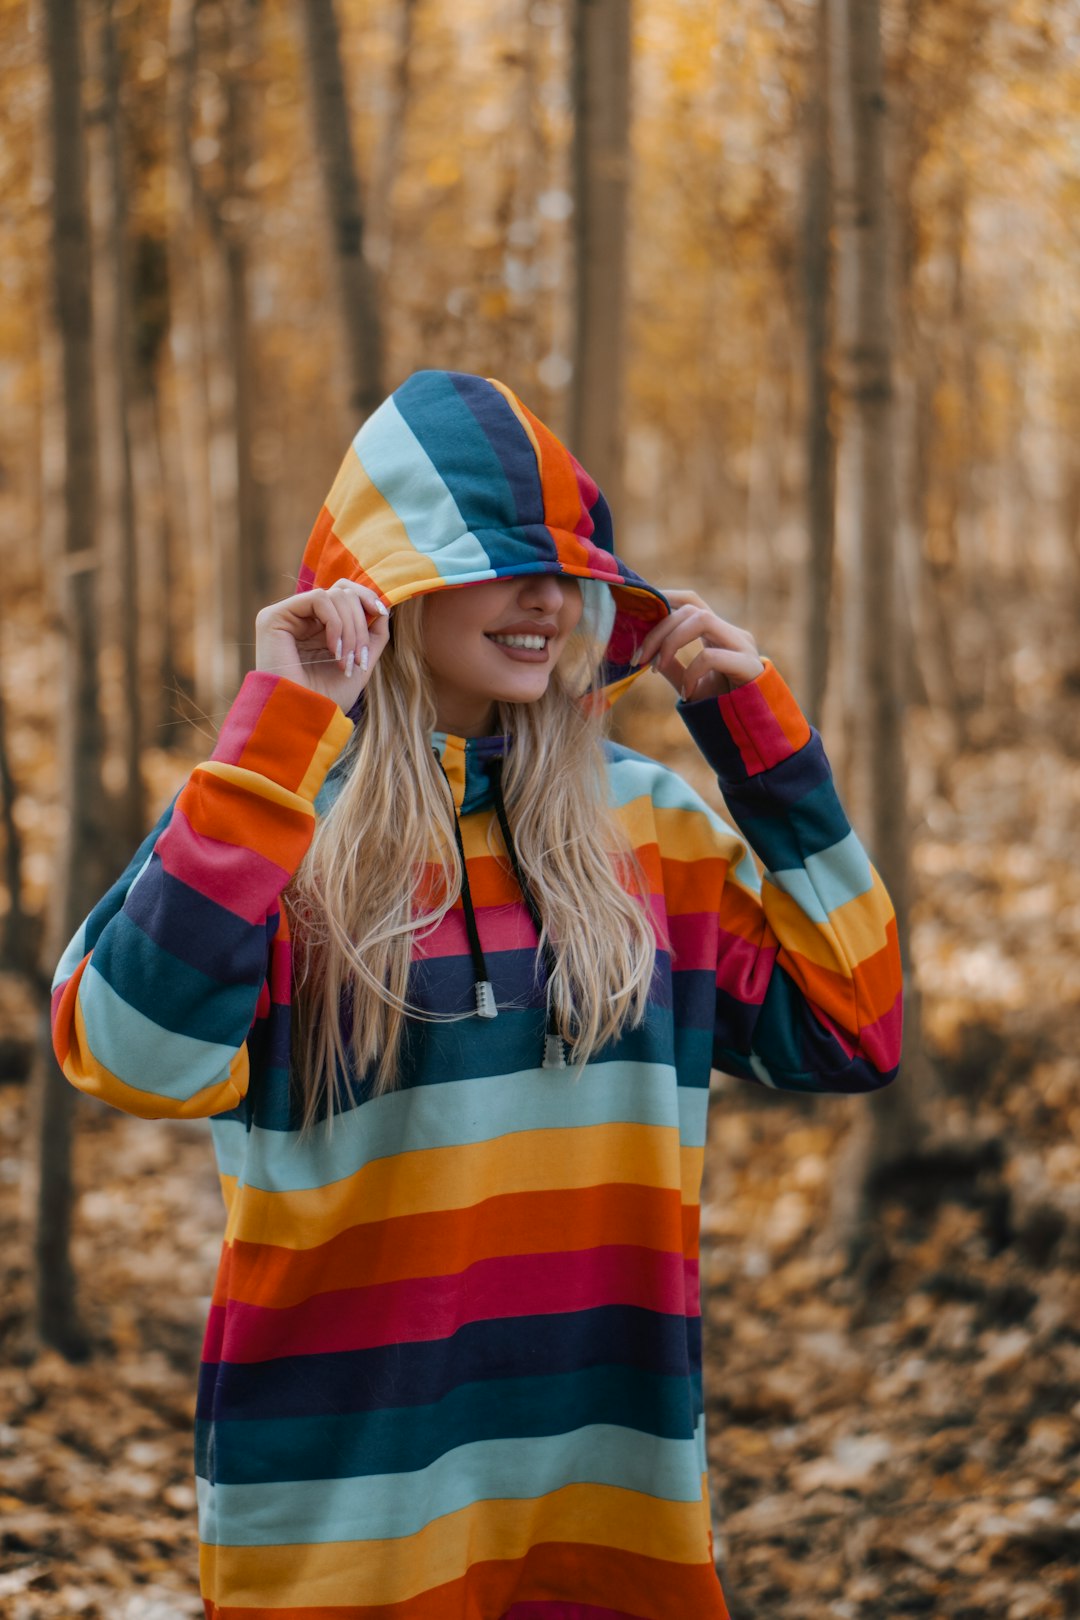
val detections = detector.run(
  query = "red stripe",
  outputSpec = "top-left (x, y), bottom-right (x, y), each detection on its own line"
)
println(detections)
top-left (157, 806), bottom-right (289, 926)
top-left (203, 1246), bottom-right (693, 1364)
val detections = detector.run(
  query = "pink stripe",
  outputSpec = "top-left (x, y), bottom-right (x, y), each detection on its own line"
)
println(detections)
top-left (210, 676), bottom-right (274, 767)
top-left (268, 934), bottom-right (292, 1006)
top-left (665, 912), bottom-right (717, 972)
top-left (203, 1245), bottom-right (691, 1364)
top-left (718, 684), bottom-right (792, 775)
top-left (156, 806), bottom-right (289, 926)
top-left (414, 903), bottom-right (537, 960)
top-left (714, 926), bottom-right (774, 1005)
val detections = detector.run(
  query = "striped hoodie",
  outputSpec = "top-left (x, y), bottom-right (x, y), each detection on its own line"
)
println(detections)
top-left (51, 370), bottom-right (903, 1620)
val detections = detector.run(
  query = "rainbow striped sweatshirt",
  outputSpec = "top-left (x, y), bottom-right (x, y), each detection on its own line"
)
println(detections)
top-left (52, 371), bottom-right (902, 1620)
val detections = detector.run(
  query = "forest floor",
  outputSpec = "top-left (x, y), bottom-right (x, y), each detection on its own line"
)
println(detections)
top-left (1, 623), bottom-right (1079, 1619)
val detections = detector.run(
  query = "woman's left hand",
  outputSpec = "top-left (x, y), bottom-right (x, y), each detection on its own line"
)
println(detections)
top-left (635, 589), bottom-right (766, 701)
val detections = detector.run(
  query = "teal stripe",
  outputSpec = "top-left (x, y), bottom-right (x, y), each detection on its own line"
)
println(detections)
top-left (769, 829), bottom-right (874, 923)
top-left (78, 962), bottom-right (239, 1102)
top-left (354, 402), bottom-right (495, 578)
top-left (196, 1424), bottom-right (704, 1546)
top-left (212, 1059), bottom-right (682, 1192)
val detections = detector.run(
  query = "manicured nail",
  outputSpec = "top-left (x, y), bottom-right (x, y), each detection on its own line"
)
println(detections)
top-left (650, 655), bottom-right (661, 672)
top-left (335, 638), bottom-right (343, 661)
top-left (377, 603), bottom-right (389, 617)
top-left (345, 650), bottom-right (354, 677)
top-left (360, 646), bottom-right (369, 673)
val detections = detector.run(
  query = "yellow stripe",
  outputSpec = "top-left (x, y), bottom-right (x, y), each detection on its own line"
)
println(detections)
top-left (622, 798), bottom-right (744, 866)
top-left (681, 1144), bottom-right (705, 1204)
top-left (66, 992), bottom-right (249, 1120)
top-left (297, 709), bottom-right (354, 802)
top-left (223, 1121), bottom-right (684, 1249)
top-left (763, 868), bottom-right (894, 970)
top-left (199, 1483), bottom-right (711, 1609)
top-left (326, 443), bottom-right (442, 600)
top-left (199, 760), bottom-right (316, 819)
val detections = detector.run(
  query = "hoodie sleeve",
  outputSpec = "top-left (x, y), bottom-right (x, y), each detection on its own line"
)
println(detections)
top-left (50, 673), bottom-right (353, 1120)
top-left (674, 659), bottom-right (902, 1093)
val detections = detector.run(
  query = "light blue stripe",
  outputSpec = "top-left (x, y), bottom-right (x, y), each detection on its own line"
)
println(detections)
top-left (53, 921), bottom-right (89, 991)
top-left (677, 1082), bottom-right (709, 1149)
top-left (79, 962), bottom-right (239, 1102)
top-left (212, 1059), bottom-right (682, 1193)
top-left (769, 829), bottom-right (873, 923)
top-left (355, 401), bottom-right (495, 578)
top-left (196, 1425), bottom-right (704, 1547)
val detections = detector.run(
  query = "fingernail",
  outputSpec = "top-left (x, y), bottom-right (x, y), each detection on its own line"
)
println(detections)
top-left (360, 646), bottom-right (369, 673)
top-left (345, 650), bottom-right (354, 677)
top-left (377, 603), bottom-right (389, 617)
top-left (335, 638), bottom-right (343, 661)
top-left (650, 655), bottom-right (661, 672)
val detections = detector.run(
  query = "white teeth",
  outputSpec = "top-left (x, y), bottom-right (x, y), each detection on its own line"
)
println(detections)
top-left (489, 634), bottom-right (547, 650)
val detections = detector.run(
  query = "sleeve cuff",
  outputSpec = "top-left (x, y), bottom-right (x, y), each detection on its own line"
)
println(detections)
top-left (210, 672), bottom-right (353, 801)
top-left (676, 658), bottom-right (812, 784)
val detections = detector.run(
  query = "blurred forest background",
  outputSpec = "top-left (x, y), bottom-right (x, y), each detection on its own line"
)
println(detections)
top-left (2, 0), bottom-right (1080, 1615)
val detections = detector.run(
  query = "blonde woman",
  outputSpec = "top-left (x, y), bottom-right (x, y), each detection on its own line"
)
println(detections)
top-left (52, 369), bottom-right (903, 1620)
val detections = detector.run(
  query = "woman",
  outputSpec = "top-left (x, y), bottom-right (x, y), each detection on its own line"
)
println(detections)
top-left (52, 369), bottom-right (902, 1620)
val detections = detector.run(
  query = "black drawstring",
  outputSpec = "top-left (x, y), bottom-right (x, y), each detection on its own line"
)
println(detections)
top-left (488, 757), bottom-right (566, 1070)
top-left (432, 749), bottom-right (566, 1068)
top-left (434, 754), bottom-right (496, 1020)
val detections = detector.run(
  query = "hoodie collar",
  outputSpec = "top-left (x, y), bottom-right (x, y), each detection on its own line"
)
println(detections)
top-left (431, 730), bottom-right (509, 814)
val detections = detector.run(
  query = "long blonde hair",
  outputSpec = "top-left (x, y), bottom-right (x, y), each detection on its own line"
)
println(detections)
top-left (286, 595), bottom-right (659, 1124)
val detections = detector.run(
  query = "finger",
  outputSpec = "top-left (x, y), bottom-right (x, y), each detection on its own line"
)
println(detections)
top-left (641, 606), bottom-right (717, 671)
top-left (330, 579), bottom-right (391, 626)
top-left (634, 604), bottom-right (699, 667)
top-left (680, 647), bottom-right (764, 701)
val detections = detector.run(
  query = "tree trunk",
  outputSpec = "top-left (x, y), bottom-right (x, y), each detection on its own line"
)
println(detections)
top-left (826, 0), bottom-right (930, 1250)
top-left (221, 0), bottom-right (268, 670)
top-left (0, 623), bottom-right (33, 973)
top-left (298, 0), bottom-right (385, 425)
top-left (92, 0), bottom-right (145, 855)
top-left (800, 0), bottom-right (835, 728)
top-left (569, 0), bottom-right (631, 530)
top-left (167, 0), bottom-right (229, 718)
top-left (37, 0), bottom-right (111, 1360)
top-left (367, 0), bottom-right (416, 282)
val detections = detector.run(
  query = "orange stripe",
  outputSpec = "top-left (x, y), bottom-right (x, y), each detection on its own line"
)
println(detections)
top-left (204, 1541), bottom-right (730, 1619)
top-left (180, 771), bottom-right (313, 870)
top-left (756, 660), bottom-right (812, 752)
top-left (778, 914), bottom-right (900, 1028)
top-left (215, 1183), bottom-right (689, 1308)
top-left (234, 682), bottom-right (345, 793)
top-left (659, 855), bottom-right (729, 918)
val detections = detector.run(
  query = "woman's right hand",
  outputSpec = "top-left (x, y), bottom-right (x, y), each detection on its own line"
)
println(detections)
top-left (255, 579), bottom-right (391, 709)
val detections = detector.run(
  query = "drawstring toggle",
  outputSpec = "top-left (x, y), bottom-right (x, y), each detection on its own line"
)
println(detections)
top-left (474, 980), bottom-right (497, 1020)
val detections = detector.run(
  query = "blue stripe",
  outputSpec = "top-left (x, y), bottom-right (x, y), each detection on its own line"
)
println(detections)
top-left (211, 1058), bottom-right (682, 1193)
top-left (78, 962), bottom-right (242, 1102)
top-left (196, 1425), bottom-right (704, 1546)
top-left (353, 395), bottom-right (494, 578)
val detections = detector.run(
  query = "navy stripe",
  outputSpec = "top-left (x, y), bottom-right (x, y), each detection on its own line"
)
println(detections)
top-left (197, 1305), bottom-right (699, 1423)
top-left (124, 858), bottom-right (269, 984)
top-left (196, 1363), bottom-right (698, 1485)
top-left (92, 912), bottom-right (262, 1043)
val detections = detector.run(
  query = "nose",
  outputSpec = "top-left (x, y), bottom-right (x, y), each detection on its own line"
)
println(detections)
top-left (517, 572), bottom-right (574, 612)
